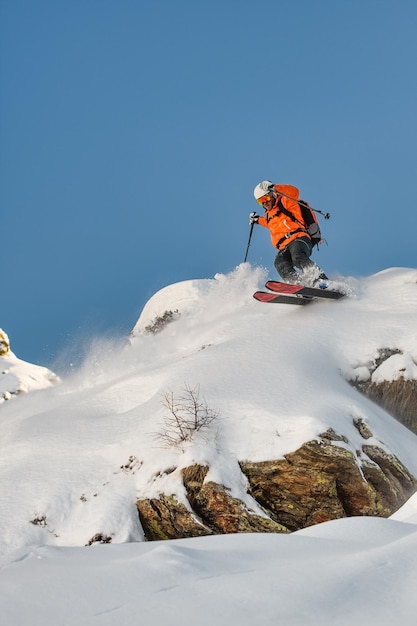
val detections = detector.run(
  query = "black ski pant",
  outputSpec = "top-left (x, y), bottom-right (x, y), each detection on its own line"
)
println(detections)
top-left (274, 237), bottom-right (327, 284)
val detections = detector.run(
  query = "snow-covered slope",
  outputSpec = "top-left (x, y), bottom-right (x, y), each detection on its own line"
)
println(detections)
top-left (1, 265), bottom-right (417, 624)
top-left (0, 265), bottom-right (417, 554)
top-left (1, 510), bottom-right (417, 626)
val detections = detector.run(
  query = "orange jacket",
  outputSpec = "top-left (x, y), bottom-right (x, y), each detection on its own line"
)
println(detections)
top-left (257, 184), bottom-right (309, 251)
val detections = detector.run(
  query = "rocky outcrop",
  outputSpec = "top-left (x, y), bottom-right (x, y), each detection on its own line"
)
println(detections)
top-left (137, 466), bottom-right (288, 540)
top-left (137, 493), bottom-right (213, 540)
top-left (241, 432), bottom-right (415, 531)
top-left (351, 348), bottom-right (417, 435)
top-left (361, 379), bottom-right (417, 435)
top-left (136, 425), bottom-right (416, 541)
top-left (0, 329), bottom-right (10, 357)
top-left (0, 330), bottom-right (60, 403)
top-left (182, 464), bottom-right (288, 534)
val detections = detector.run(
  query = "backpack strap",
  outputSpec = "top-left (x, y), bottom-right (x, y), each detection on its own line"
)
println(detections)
top-left (274, 198), bottom-right (309, 249)
top-left (276, 198), bottom-right (306, 228)
top-left (275, 228), bottom-right (309, 250)
top-left (264, 198), bottom-right (304, 225)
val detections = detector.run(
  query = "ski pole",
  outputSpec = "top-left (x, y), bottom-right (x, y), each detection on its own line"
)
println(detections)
top-left (243, 222), bottom-right (254, 263)
top-left (272, 188), bottom-right (331, 219)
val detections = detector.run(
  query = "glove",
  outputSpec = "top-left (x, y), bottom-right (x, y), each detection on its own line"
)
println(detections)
top-left (249, 212), bottom-right (259, 224)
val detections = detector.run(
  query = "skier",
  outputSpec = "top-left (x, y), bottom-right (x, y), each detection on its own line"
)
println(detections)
top-left (250, 180), bottom-right (328, 286)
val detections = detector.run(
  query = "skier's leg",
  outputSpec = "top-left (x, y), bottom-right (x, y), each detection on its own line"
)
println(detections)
top-left (274, 249), bottom-right (301, 283)
top-left (288, 238), bottom-right (328, 285)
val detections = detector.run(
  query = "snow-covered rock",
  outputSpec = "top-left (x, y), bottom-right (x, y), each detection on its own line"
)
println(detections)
top-left (0, 330), bottom-right (60, 403)
top-left (0, 265), bottom-right (416, 551)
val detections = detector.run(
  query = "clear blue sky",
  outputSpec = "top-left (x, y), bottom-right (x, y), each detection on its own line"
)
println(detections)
top-left (1, 0), bottom-right (416, 370)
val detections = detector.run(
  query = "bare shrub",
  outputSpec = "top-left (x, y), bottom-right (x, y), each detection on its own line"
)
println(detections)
top-left (156, 384), bottom-right (219, 447)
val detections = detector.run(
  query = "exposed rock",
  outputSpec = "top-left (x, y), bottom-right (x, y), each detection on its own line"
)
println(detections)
top-left (136, 431), bottom-right (416, 541)
top-left (141, 309), bottom-right (180, 335)
top-left (242, 443), bottom-right (367, 530)
top-left (182, 464), bottom-right (289, 534)
top-left (319, 428), bottom-right (349, 443)
top-left (353, 417), bottom-right (374, 440)
top-left (241, 438), bottom-right (416, 530)
top-left (363, 379), bottom-right (417, 435)
top-left (361, 445), bottom-right (416, 513)
top-left (0, 329), bottom-right (10, 357)
top-left (137, 493), bottom-right (213, 540)
top-left (351, 348), bottom-right (417, 435)
top-left (86, 533), bottom-right (112, 546)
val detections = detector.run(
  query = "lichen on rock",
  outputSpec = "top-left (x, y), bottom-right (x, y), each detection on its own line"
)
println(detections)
top-left (135, 434), bottom-right (416, 541)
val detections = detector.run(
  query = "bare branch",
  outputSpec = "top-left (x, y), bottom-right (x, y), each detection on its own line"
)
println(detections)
top-left (155, 384), bottom-right (219, 447)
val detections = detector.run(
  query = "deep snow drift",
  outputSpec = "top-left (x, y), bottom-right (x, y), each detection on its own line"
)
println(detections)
top-left (1, 264), bottom-right (417, 625)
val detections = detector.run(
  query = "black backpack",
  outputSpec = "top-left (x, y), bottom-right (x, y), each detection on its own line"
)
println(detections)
top-left (276, 197), bottom-right (323, 248)
top-left (298, 201), bottom-right (322, 248)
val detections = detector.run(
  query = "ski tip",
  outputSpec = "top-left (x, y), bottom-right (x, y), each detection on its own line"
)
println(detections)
top-left (253, 291), bottom-right (312, 305)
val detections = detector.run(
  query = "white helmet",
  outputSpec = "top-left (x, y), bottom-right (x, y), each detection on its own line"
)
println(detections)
top-left (253, 180), bottom-right (274, 201)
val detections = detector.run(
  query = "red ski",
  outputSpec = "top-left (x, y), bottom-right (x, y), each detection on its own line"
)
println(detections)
top-left (265, 281), bottom-right (345, 300)
top-left (253, 281), bottom-right (345, 305)
top-left (253, 291), bottom-right (312, 305)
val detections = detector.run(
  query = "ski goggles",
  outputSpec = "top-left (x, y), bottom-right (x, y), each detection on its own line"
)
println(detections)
top-left (257, 193), bottom-right (272, 206)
